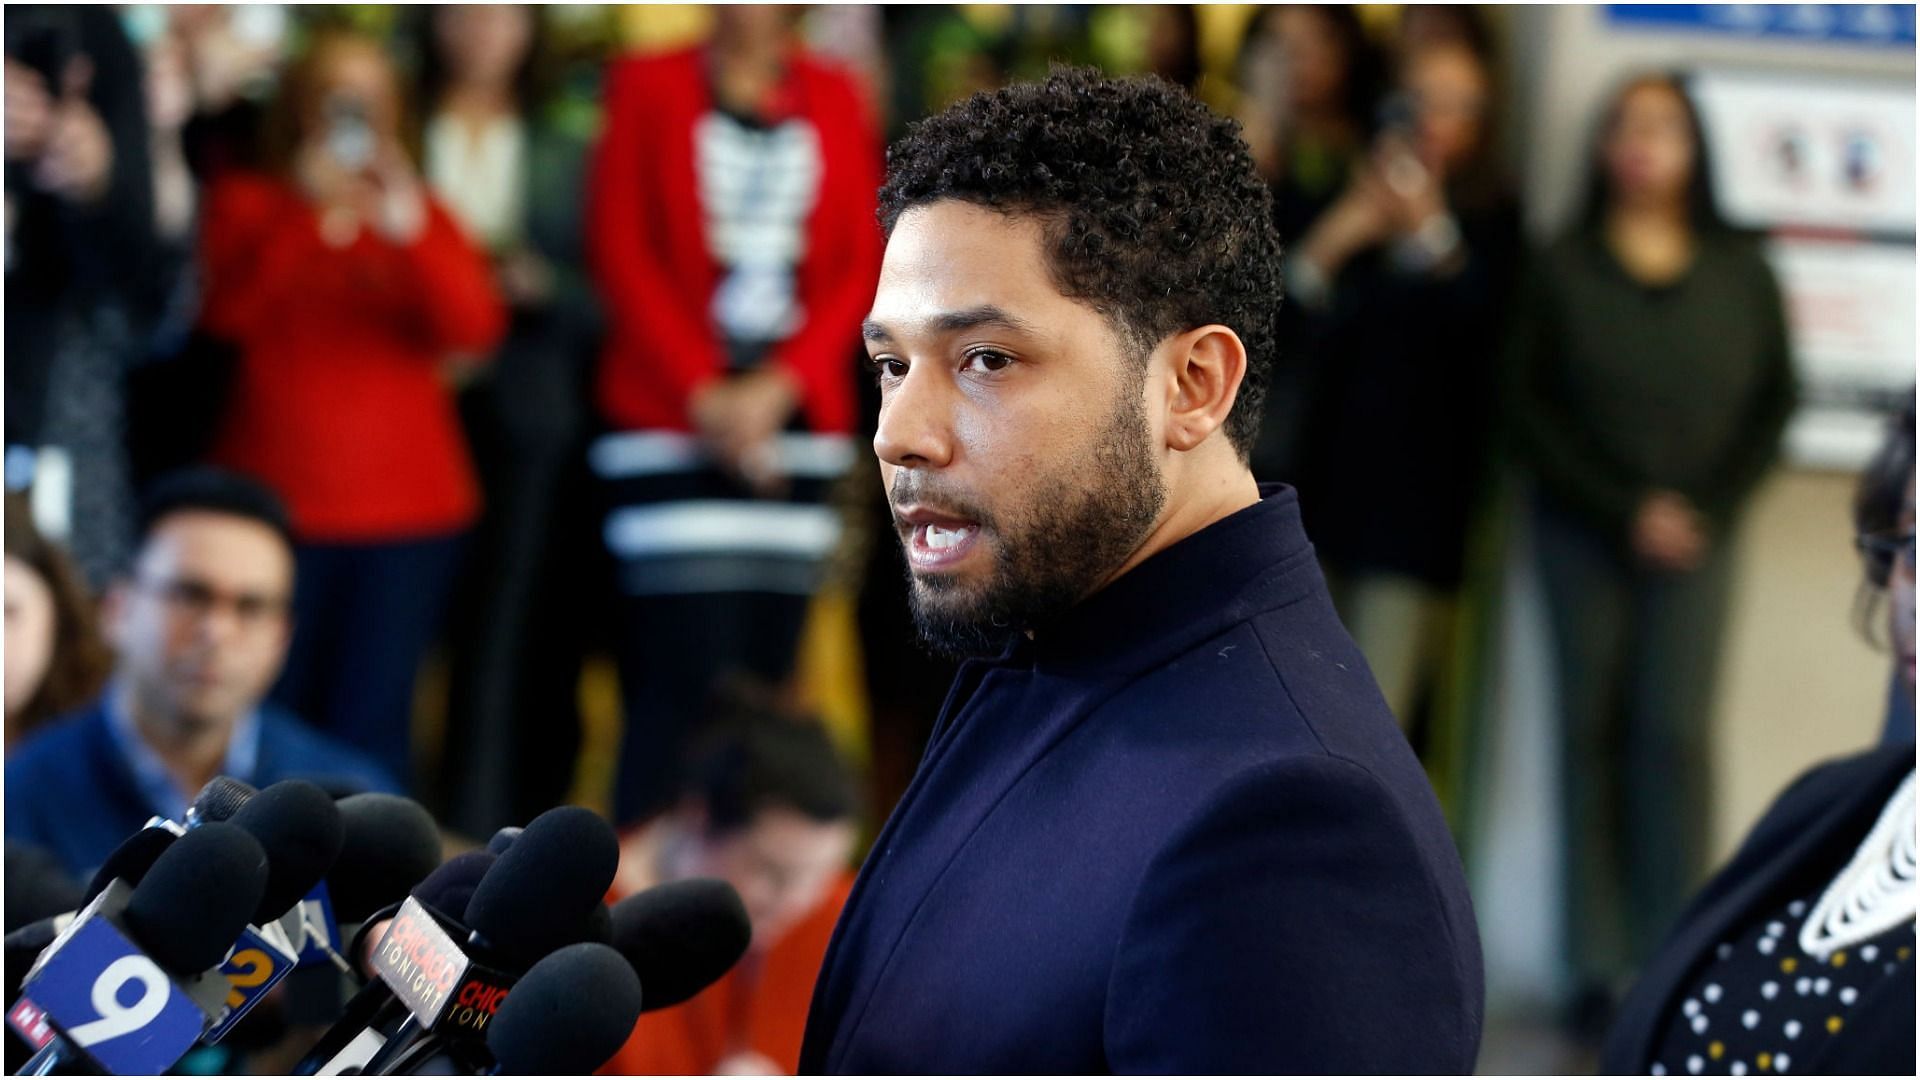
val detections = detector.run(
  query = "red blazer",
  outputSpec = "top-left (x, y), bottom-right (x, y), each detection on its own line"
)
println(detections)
top-left (587, 47), bottom-right (883, 435)
top-left (198, 173), bottom-right (506, 541)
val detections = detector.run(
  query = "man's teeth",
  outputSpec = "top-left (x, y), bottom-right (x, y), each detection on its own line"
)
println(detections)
top-left (925, 524), bottom-right (972, 550)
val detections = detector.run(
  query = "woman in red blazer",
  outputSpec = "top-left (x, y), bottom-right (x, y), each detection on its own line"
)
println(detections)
top-left (586, 7), bottom-right (882, 825)
top-left (198, 29), bottom-right (506, 789)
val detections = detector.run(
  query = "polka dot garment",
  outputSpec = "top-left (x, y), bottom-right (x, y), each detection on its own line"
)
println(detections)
top-left (1649, 899), bottom-right (1916, 1075)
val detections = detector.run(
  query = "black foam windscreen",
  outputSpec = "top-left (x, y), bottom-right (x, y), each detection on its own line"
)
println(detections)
top-left (464, 806), bottom-right (618, 969)
top-left (228, 780), bottom-right (344, 922)
top-left (189, 775), bottom-right (257, 824)
top-left (80, 827), bottom-right (178, 906)
top-left (5, 843), bottom-right (84, 932)
top-left (122, 822), bottom-right (268, 975)
top-left (582, 902), bottom-right (613, 947)
top-left (410, 850), bottom-right (496, 923)
top-left (485, 826), bottom-right (522, 855)
top-left (485, 942), bottom-right (643, 1075)
top-left (610, 878), bottom-right (751, 1011)
top-left (328, 793), bottom-right (442, 924)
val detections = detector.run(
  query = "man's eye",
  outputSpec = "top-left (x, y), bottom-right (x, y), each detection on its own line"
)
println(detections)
top-left (964, 349), bottom-right (1014, 373)
top-left (868, 356), bottom-right (907, 381)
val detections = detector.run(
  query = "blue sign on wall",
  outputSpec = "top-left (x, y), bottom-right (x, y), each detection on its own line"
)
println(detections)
top-left (1608, 5), bottom-right (1916, 47)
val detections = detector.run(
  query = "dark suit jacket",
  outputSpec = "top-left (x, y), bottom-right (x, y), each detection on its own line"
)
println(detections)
top-left (801, 486), bottom-right (1484, 1073)
top-left (4, 698), bottom-right (400, 882)
top-left (1602, 745), bottom-right (1916, 1075)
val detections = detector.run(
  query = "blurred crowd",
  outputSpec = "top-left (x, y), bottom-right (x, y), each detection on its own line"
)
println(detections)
top-left (3, 3), bottom-right (1913, 1074)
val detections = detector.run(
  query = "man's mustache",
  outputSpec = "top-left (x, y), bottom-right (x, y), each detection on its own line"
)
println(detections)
top-left (887, 476), bottom-right (995, 530)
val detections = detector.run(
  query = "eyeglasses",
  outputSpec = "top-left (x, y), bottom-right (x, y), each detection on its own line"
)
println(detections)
top-left (135, 576), bottom-right (290, 628)
top-left (1855, 529), bottom-right (1916, 585)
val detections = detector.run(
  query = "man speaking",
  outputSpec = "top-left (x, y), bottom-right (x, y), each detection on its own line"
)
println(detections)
top-left (800, 70), bottom-right (1482, 1073)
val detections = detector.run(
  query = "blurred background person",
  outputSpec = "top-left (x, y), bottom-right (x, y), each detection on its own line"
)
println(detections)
top-left (4, 468), bottom-right (399, 881)
top-left (1502, 71), bottom-right (1799, 1036)
top-left (5, 4), bottom-right (158, 586)
top-left (4, 491), bottom-right (111, 748)
top-left (1288, 26), bottom-right (1520, 734)
top-left (1144, 5), bottom-right (1203, 97)
top-left (1233, 3), bottom-right (1385, 480)
top-left (587, 5), bottom-right (882, 826)
top-left (410, 3), bottom-right (605, 836)
top-left (122, 5), bottom-right (291, 490)
top-left (195, 28), bottom-right (506, 792)
top-left (1391, 3), bottom-right (1496, 67)
top-left (604, 702), bottom-right (859, 1076)
top-left (1601, 399), bottom-right (1915, 1076)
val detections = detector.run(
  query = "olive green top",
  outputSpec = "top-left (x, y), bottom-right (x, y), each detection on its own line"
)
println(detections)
top-left (1502, 226), bottom-right (1799, 542)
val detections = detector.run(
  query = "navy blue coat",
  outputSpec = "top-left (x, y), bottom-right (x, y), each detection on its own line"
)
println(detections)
top-left (5, 698), bottom-right (400, 882)
top-left (801, 486), bottom-right (1483, 1073)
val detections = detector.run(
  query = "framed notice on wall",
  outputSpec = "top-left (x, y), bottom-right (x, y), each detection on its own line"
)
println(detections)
top-left (1688, 69), bottom-right (1916, 468)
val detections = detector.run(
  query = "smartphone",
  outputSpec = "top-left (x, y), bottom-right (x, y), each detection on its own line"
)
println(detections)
top-left (325, 96), bottom-right (376, 172)
top-left (1375, 91), bottom-right (1419, 140)
top-left (1373, 91), bottom-right (1430, 197)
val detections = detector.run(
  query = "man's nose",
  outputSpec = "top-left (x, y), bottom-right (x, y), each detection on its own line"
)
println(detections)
top-left (873, 365), bottom-right (955, 470)
top-left (191, 601), bottom-right (247, 647)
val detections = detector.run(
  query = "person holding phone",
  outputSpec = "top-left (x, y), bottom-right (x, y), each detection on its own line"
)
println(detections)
top-left (195, 29), bottom-right (506, 791)
top-left (5, 5), bottom-right (158, 587)
top-left (1285, 37), bottom-right (1521, 733)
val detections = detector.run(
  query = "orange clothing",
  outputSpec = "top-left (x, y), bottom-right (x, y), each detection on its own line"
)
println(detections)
top-left (600, 874), bottom-right (853, 1076)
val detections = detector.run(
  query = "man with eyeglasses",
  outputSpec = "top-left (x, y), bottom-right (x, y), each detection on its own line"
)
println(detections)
top-left (5, 468), bottom-right (399, 881)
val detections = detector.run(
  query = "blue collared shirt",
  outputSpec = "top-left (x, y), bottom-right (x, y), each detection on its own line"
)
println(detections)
top-left (101, 682), bottom-right (262, 822)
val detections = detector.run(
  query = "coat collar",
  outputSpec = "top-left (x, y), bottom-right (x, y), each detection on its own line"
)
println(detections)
top-left (1018, 483), bottom-right (1319, 676)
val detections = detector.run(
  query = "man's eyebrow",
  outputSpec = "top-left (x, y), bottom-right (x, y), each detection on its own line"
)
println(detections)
top-left (862, 305), bottom-right (1037, 344)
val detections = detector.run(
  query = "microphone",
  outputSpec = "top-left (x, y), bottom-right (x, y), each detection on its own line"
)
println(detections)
top-left (194, 781), bottom-right (347, 1045)
top-left (292, 852), bottom-right (496, 1076)
top-left (484, 943), bottom-right (644, 1075)
top-left (329, 794), bottom-right (443, 928)
top-left (462, 806), bottom-right (617, 970)
top-left (81, 827), bottom-right (180, 907)
top-left (609, 878), bottom-right (751, 1012)
top-left (4, 845), bottom-right (83, 935)
top-left (187, 776), bottom-right (259, 827)
top-left (359, 807), bottom-right (620, 1074)
top-left (230, 780), bottom-right (345, 928)
top-left (279, 793), bottom-right (445, 1037)
top-left (7, 823), bottom-right (268, 1074)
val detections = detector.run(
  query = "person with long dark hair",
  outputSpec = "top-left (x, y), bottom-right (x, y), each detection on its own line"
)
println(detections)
top-left (1287, 34), bottom-right (1521, 732)
top-left (1502, 72), bottom-right (1799, 1028)
top-left (4, 493), bottom-right (111, 747)
top-left (411, 4), bottom-right (603, 834)
top-left (1601, 400), bottom-right (1914, 1076)
top-left (1233, 4), bottom-right (1385, 478)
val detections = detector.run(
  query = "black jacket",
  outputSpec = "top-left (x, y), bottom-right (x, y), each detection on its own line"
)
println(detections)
top-left (1602, 745), bottom-right (1916, 1075)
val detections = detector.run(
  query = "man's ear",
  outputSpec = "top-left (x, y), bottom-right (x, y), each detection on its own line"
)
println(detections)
top-left (1161, 324), bottom-right (1247, 453)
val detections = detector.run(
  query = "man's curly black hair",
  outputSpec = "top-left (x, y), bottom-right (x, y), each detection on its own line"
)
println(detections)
top-left (878, 67), bottom-right (1283, 458)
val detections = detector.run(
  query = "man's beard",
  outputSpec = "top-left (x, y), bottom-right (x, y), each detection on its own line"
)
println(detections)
top-left (895, 387), bottom-right (1167, 660)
